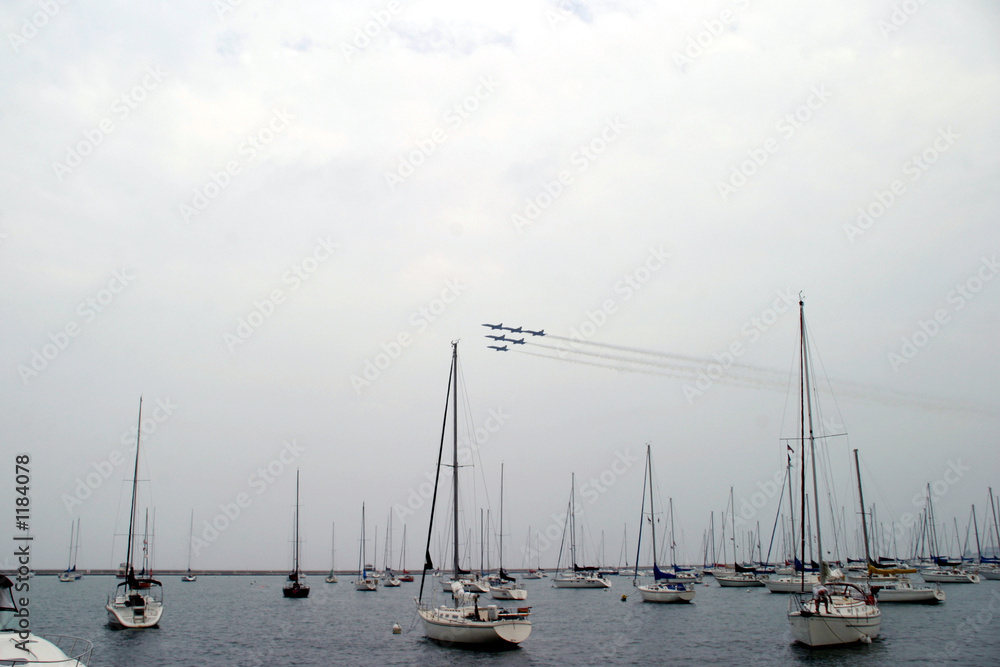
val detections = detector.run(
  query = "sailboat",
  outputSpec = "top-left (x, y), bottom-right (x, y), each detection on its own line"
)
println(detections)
top-left (553, 474), bottom-right (611, 589)
top-left (282, 469), bottom-right (309, 598)
top-left (632, 445), bottom-right (695, 603)
top-left (489, 464), bottom-right (527, 601)
top-left (786, 297), bottom-right (881, 646)
top-left (416, 341), bottom-right (532, 648)
top-left (355, 503), bottom-right (378, 591)
top-left (382, 516), bottom-right (402, 587)
top-left (398, 525), bottom-right (414, 582)
top-left (58, 519), bottom-right (83, 582)
top-left (522, 529), bottom-right (545, 579)
top-left (181, 510), bottom-right (197, 582)
top-left (325, 523), bottom-right (338, 583)
top-left (106, 397), bottom-right (164, 628)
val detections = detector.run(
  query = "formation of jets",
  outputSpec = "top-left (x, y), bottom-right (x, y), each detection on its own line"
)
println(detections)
top-left (481, 323), bottom-right (544, 350)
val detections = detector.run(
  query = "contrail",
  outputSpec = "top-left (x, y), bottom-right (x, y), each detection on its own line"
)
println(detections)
top-left (522, 336), bottom-right (998, 419)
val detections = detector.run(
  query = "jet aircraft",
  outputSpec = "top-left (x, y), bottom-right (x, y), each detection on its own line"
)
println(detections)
top-left (488, 345), bottom-right (509, 352)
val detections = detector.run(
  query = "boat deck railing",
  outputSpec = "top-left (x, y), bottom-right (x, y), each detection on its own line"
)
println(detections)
top-left (2, 635), bottom-right (94, 666)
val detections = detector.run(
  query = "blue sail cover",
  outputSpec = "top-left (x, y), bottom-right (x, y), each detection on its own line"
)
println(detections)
top-left (653, 564), bottom-right (677, 581)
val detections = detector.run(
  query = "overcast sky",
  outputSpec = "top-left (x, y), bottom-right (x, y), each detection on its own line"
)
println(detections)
top-left (2, 1), bottom-right (998, 574)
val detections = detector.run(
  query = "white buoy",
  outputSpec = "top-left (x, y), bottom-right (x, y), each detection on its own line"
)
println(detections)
top-left (392, 623), bottom-right (402, 635)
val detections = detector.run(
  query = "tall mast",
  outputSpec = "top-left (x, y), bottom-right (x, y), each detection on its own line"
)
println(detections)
top-left (499, 463), bottom-right (505, 573)
top-left (451, 341), bottom-right (460, 578)
top-left (74, 518), bottom-right (81, 571)
top-left (990, 487), bottom-right (1000, 558)
top-left (648, 447), bottom-right (658, 569)
top-left (972, 506), bottom-right (982, 563)
top-left (798, 298), bottom-right (807, 585)
top-left (126, 397), bottom-right (143, 579)
top-left (293, 469), bottom-right (300, 575)
top-left (187, 509), bottom-right (195, 571)
top-left (570, 473), bottom-right (577, 567)
top-left (729, 486), bottom-right (736, 566)
top-left (853, 449), bottom-right (872, 565)
top-left (669, 497), bottom-right (676, 567)
top-left (800, 297), bottom-right (824, 581)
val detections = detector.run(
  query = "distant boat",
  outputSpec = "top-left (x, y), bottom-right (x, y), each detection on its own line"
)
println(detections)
top-left (325, 523), bottom-right (338, 583)
top-left (282, 470), bottom-right (309, 598)
top-left (58, 518), bottom-right (83, 582)
top-left (397, 525), bottom-right (413, 582)
top-left (2, 574), bottom-right (93, 665)
top-left (416, 341), bottom-right (532, 648)
top-left (632, 445), bottom-right (695, 603)
top-left (106, 397), bottom-right (164, 628)
top-left (786, 298), bottom-right (880, 646)
top-left (552, 474), bottom-right (611, 589)
top-left (181, 509), bottom-right (197, 582)
top-left (354, 504), bottom-right (378, 591)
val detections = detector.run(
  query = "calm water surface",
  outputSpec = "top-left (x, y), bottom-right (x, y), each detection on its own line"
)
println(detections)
top-left (27, 574), bottom-right (1000, 666)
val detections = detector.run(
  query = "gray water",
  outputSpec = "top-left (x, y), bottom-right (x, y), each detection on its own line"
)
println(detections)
top-left (25, 574), bottom-right (1000, 666)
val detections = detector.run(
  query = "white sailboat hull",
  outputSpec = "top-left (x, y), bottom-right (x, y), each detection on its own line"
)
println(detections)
top-left (980, 568), bottom-right (1000, 580)
top-left (638, 584), bottom-right (696, 603)
top-left (552, 574), bottom-right (611, 589)
top-left (920, 570), bottom-right (980, 583)
top-left (716, 574), bottom-right (763, 587)
top-left (490, 586), bottom-right (528, 600)
top-left (788, 607), bottom-right (880, 646)
top-left (418, 606), bottom-right (531, 647)
top-left (874, 585), bottom-right (944, 603)
top-left (106, 595), bottom-right (163, 629)
top-left (764, 575), bottom-right (820, 593)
